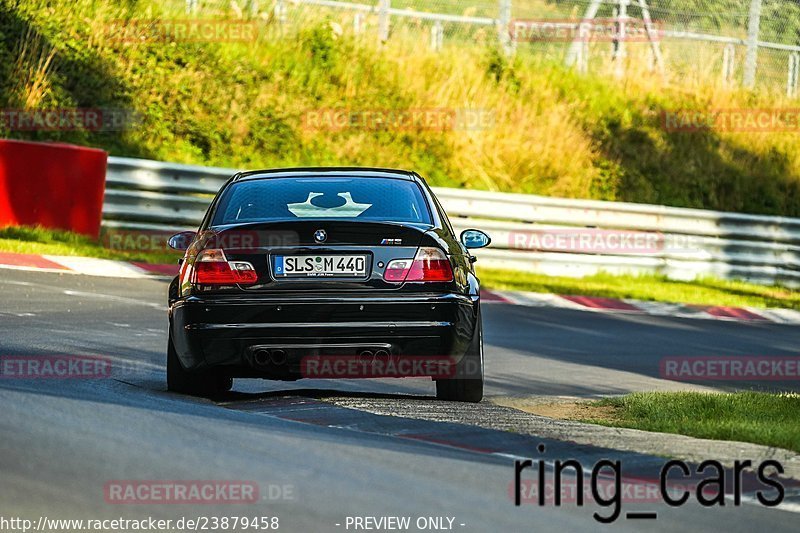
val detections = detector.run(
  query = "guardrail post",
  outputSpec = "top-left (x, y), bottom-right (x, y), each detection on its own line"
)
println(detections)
top-left (247, 0), bottom-right (259, 17)
top-left (576, 40), bottom-right (589, 74)
top-left (185, 0), bottom-right (198, 14)
top-left (274, 0), bottom-right (287, 24)
top-left (722, 43), bottom-right (735, 86)
top-left (430, 21), bottom-right (444, 51)
top-left (636, 0), bottom-right (664, 71)
top-left (378, 0), bottom-right (390, 43)
top-left (788, 52), bottom-right (800, 97)
top-left (565, 0), bottom-right (602, 67)
top-left (498, 0), bottom-right (513, 55)
top-left (354, 13), bottom-right (364, 34)
top-left (743, 0), bottom-right (762, 88)
top-left (612, 0), bottom-right (629, 78)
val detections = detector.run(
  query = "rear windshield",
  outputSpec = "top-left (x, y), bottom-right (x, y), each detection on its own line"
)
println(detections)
top-left (212, 177), bottom-right (432, 226)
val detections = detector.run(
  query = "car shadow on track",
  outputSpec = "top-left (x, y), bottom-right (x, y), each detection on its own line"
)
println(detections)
top-left (215, 387), bottom-right (435, 403)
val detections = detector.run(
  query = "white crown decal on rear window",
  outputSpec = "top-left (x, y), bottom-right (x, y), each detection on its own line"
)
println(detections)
top-left (287, 192), bottom-right (372, 218)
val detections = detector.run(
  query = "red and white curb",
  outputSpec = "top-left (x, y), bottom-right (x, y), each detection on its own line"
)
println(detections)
top-left (2, 252), bottom-right (798, 324)
top-left (0, 252), bottom-right (176, 278)
top-left (482, 289), bottom-right (800, 325)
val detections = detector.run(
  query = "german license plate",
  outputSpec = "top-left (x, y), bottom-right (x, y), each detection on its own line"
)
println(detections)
top-left (274, 255), bottom-right (368, 277)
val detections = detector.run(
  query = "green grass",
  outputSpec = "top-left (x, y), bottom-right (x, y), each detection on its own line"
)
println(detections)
top-left (592, 392), bottom-right (800, 453)
top-left (478, 267), bottom-right (800, 310)
top-left (0, 226), bottom-right (180, 264)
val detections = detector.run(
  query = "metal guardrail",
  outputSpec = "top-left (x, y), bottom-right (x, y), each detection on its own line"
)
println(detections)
top-left (103, 156), bottom-right (800, 287)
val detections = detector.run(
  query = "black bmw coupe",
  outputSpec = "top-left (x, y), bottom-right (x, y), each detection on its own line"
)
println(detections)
top-left (166, 167), bottom-right (491, 402)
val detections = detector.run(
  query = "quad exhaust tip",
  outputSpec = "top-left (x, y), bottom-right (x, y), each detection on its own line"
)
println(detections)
top-left (253, 349), bottom-right (271, 366)
top-left (358, 348), bottom-right (391, 360)
top-left (270, 349), bottom-right (287, 366)
top-left (253, 347), bottom-right (391, 366)
top-left (252, 348), bottom-right (287, 367)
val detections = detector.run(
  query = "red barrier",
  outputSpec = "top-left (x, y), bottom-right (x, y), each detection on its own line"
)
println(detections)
top-left (0, 140), bottom-right (107, 238)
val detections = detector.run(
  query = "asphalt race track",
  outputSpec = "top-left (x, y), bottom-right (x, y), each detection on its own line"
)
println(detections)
top-left (2, 269), bottom-right (800, 532)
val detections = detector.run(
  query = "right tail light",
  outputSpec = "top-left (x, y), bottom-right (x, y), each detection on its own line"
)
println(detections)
top-left (384, 247), bottom-right (453, 283)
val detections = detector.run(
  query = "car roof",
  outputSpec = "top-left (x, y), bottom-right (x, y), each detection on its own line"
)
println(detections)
top-left (233, 167), bottom-right (420, 183)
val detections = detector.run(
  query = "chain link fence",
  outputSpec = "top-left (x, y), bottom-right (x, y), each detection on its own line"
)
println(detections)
top-left (175, 0), bottom-right (800, 95)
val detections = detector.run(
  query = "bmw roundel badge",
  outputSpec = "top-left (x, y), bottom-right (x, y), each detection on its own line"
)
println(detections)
top-left (314, 229), bottom-right (327, 243)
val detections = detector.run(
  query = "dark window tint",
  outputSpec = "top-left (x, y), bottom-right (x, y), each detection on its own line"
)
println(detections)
top-left (212, 177), bottom-right (432, 225)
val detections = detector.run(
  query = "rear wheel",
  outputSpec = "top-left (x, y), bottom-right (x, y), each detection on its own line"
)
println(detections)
top-left (436, 306), bottom-right (484, 403)
top-left (167, 326), bottom-right (232, 396)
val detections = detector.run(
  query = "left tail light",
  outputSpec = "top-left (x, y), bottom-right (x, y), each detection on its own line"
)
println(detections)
top-left (191, 248), bottom-right (258, 285)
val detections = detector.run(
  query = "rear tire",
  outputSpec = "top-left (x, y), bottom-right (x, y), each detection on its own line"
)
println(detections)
top-left (167, 327), bottom-right (232, 396)
top-left (436, 306), bottom-right (484, 403)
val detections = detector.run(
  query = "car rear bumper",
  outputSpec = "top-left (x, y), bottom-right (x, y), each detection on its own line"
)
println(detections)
top-left (170, 292), bottom-right (478, 377)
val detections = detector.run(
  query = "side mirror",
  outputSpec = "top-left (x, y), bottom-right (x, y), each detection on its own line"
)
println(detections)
top-left (460, 229), bottom-right (491, 249)
top-left (167, 231), bottom-right (196, 251)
